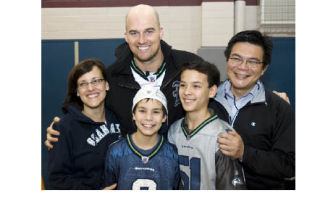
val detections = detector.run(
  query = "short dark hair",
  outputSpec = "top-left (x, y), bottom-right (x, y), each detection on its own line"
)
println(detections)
top-left (63, 58), bottom-right (108, 109)
top-left (224, 30), bottom-right (273, 69)
top-left (179, 61), bottom-right (220, 87)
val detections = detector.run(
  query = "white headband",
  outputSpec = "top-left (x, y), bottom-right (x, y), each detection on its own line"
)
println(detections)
top-left (132, 85), bottom-right (168, 114)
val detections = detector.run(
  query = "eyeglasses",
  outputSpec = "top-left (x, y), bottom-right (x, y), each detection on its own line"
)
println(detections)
top-left (78, 78), bottom-right (105, 89)
top-left (228, 56), bottom-right (263, 69)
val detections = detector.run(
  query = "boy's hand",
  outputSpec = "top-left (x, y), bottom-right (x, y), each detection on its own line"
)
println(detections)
top-left (44, 117), bottom-right (61, 149)
top-left (218, 130), bottom-right (244, 159)
top-left (103, 183), bottom-right (117, 190)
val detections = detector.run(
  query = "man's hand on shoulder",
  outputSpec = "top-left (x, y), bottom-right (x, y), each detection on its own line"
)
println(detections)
top-left (273, 90), bottom-right (290, 104)
top-left (45, 116), bottom-right (61, 149)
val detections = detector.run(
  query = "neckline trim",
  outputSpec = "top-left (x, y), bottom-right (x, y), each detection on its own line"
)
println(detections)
top-left (130, 59), bottom-right (166, 81)
top-left (126, 134), bottom-right (164, 163)
top-left (181, 114), bottom-right (218, 140)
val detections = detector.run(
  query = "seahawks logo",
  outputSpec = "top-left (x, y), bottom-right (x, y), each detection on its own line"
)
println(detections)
top-left (172, 81), bottom-right (181, 107)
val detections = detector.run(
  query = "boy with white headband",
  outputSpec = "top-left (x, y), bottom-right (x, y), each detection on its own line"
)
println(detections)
top-left (104, 85), bottom-right (180, 190)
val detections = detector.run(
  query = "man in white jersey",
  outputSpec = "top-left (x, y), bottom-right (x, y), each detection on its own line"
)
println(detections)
top-left (168, 61), bottom-right (246, 190)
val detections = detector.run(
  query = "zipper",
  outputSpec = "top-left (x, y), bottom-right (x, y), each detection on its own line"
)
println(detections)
top-left (118, 82), bottom-right (140, 90)
top-left (160, 66), bottom-right (180, 89)
top-left (228, 101), bottom-right (265, 127)
top-left (230, 110), bottom-right (239, 127)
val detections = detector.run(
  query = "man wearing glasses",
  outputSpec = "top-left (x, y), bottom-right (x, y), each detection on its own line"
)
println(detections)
top-left (210, 30), bottom-right (295, 190)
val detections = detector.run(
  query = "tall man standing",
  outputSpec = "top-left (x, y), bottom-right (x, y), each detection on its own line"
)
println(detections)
top-left (45, 4), bottom-right (202, 143)
top-left (105, 4), bottom-right (202, 135)
top-left (211, 30), bottom-right (295, 189)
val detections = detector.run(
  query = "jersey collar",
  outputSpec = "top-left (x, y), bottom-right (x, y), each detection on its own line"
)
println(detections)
top-left (181, 113), bottom-right (218, 140)
top-left (130, 59), bottom-right (166, 81)
top-left (126, 134), bottom-right (164, 164)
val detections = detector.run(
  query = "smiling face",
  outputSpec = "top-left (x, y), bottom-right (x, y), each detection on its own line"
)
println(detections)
top-left (179, 69), bottom-right (217, 114)
top-left (227, 42), bottom-right (268, 98)
top-left (77, 65), bottom-right (109, 111)
top-left (125, 5), bottom-right (163, 64)
top-left (133, 98), bottom-right (166, 137)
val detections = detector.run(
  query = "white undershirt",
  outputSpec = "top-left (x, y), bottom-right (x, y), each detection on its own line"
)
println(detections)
top-left (130, 66), bottom-right (166, 88)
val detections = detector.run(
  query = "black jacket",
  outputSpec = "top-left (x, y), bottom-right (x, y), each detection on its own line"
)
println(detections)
top-left (210, 81), bottom-right (295, 189)
top-left (47, 105), bottom-right (121, 190)
top-left (106, 40), bottom-right (202, 135)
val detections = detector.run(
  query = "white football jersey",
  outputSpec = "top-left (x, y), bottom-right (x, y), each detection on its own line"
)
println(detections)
top-left (168, 114), bottom-right (246, 190)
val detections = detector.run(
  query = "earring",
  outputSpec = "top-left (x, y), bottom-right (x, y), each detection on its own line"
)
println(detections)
top-left (77, 92), bottom-right (79, 96)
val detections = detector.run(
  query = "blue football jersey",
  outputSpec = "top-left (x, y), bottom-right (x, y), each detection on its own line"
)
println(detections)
top-left (104, 134), bottom-right (180, 190)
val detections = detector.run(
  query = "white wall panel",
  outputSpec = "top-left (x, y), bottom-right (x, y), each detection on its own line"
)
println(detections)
top-left (42, 6), bottom-right (202, 53)
top-left (42, 7), bottom-right (128, 39)
top-left (245, 6), bottom-right (259, 30)
top-left (201, 2), bottom-right (234, 46)
top-left (158, 6), bottom-right (201, 53)
top-left (42, 4), bottom-right (262, 53)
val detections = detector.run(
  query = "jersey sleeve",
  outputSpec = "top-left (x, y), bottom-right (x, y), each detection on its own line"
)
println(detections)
top-left (104, 146), bottom-right (118, 188)
top-left (215, 150), bottom-right (247, 190)
top-left (173, 167), bottom-right (181, 190)
top-left (171, 144), bottom-right (181, 190)
top-left (167, 123), bottom-right (176, 145)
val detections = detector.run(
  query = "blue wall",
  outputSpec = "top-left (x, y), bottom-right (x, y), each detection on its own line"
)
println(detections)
top-left (41, 37), bottom-right (295, 188)
top-left (261, 37), bottom-right (295, 110)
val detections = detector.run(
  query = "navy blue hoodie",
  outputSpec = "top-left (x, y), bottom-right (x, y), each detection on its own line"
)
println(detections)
top-left (47, 105), bottom-right (121, 190)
